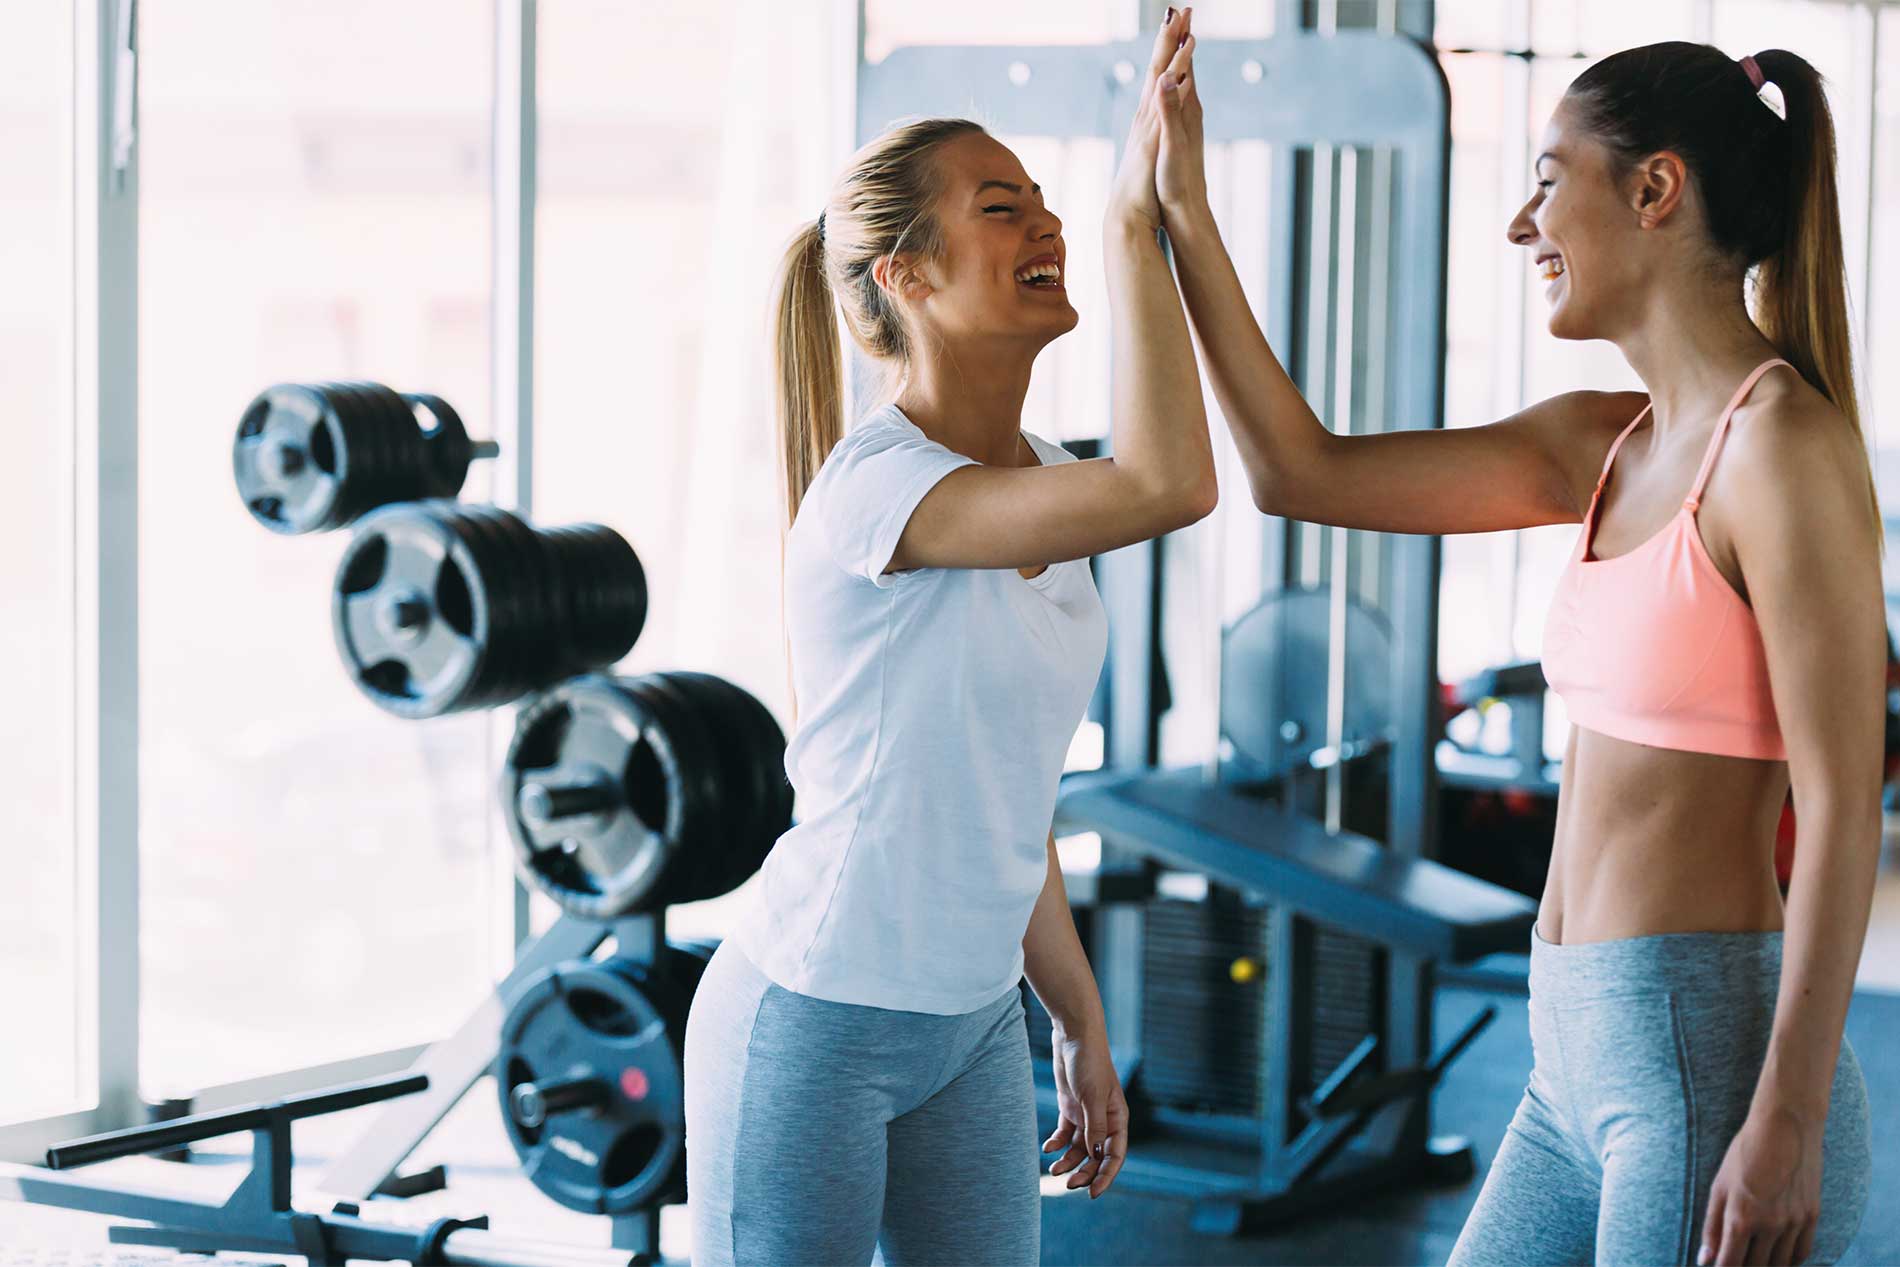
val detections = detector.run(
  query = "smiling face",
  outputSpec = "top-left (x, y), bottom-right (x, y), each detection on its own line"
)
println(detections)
top-left (1506, 100), bottom-right (1675, 342)
top-left (885, 132), bottom-right (1078, 351)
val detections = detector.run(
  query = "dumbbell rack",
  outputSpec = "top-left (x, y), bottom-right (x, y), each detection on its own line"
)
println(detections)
top-left (0, 1072), bottom-right (635, 1267)
top-left (319, 910), bottom-right (675, 1258)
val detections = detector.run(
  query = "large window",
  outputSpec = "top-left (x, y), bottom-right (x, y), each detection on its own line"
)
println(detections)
top-left (136, 1), bottom-right (499, 1091)
top-left (0, 0), bottom-right (79, 1126)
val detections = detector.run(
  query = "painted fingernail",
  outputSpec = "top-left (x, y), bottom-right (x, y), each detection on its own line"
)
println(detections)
top-left (1164, 6), bottom-right (1176, 23)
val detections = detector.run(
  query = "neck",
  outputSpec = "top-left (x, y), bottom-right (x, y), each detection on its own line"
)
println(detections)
top-left (893, 335), bottom-right (1039, 466)
top-left (1611, 272), bottom-right (1781, 442)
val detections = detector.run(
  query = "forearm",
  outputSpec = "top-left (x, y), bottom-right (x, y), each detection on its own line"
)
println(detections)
top-left (1022, 831), bottom-right (1106, 1041)
top-left (1754, 804), bottom-right (1881, 1120)
top-left (1103, 216), bottom-right (1215, 514)
top-left (1164, 205), bottom-right (1330, 508)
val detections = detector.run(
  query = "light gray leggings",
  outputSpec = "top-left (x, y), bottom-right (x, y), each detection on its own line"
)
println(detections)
top-left (1449, 924), bottom-right (1872, 1266)
top-left (683, 941), bottom-right (1040, 1267)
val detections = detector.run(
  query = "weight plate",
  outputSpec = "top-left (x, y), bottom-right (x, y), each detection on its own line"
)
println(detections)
top-left (505, 677), bottom-right (685, 918)
top-left (233, 384), bottom-right (347, 534)
top-left (1221, 587), bottom-right (1395, 777)
top-left (318, 381), bottom-right (403, 525)
top-left (331, 502), bottom-right (490, 717)
top-left (497, 956), bottom-right (687, 1215)
top-left (404, 391), bottom-right (476, 498)
top-left (623, 672), bottom-right (718, 911)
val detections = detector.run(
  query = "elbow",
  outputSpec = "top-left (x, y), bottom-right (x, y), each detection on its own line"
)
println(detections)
top-left (1247, 471), bottom-right (1286, 517)
top-left (1158, 473), bottom-right (1219, 533)
top-left (1183, 473), bottom-right (1219, 525)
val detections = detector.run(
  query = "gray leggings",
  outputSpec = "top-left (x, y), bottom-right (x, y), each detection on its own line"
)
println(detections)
top-left (1449, 924), bottom-right (1872, 1266)
top-left (682, 941), bottom-right (1040, 1267)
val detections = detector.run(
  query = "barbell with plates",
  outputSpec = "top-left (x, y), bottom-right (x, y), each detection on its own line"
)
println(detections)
top-left (233, 381), bottom-right (500, 534)
top-left (503, 673), bottom-right (792, 919)
top-left (497, 942), bottom-right (714, 1215)
top-left (332, 503), bottom-right (647, 718)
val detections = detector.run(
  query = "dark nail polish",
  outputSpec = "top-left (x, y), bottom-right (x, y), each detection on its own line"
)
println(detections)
top-left (1165, 7), bottom-right (1177, 24)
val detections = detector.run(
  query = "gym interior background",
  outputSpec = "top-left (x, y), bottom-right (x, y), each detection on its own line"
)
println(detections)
top-left (4, 0), bottom-right (1899, 1263)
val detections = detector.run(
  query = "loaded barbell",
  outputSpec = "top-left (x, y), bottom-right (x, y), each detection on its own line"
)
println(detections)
top-left (331, 503), bottom-right (648, 718)
top-left (233, 382), bottom-right (500, 534)
top-left (503, 673), bottom-right (792, 918)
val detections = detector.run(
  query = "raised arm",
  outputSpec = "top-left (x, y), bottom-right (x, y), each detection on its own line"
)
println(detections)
top-left (1152, 31), bottom-right (1620, 536)
top-left (890, 12), bottom-right (1215, 574)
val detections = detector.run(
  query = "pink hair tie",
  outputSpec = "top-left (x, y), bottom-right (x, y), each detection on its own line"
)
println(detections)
top-left (1740, 55), bottom-right (1765, 91)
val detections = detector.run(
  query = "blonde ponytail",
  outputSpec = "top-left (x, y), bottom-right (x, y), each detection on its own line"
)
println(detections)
top-left (772, 220), bottom-right (845, 529)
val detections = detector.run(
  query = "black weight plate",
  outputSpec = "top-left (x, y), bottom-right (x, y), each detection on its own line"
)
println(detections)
top-left (653, 672), bottom-right (754, 907)
top-left (634, 673), bottom-right (730, 907)
top-left (618, 675), bottom-right (713, 908)
top-left (232, 383), bottom-right (345, 533)
top-left (691, 672), bottom-right (788, 897)
top-left (542, 525), bottom-right (647, 672)
top-left (441, 504), bottom-right (533, 707)
top-left (668, 673), bottom-right (774, 900)
top-left (331, 503), bottom-right (490, 717)
top-left (505, 677), bottom-right (683, 919)
top-left (478, 505), bottom-right (565, 699)
top-left (403, 391), bottom-right (475, 498)
top-left (317, 382), bottom-right (398, 524)
top-left (350, 380), bottom-right (435, 509)
top-left (496, 956), bottom-right (686, 1215)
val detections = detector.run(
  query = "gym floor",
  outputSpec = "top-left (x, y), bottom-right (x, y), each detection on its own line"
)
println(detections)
top-left (11, 833), bottom-right (1898, 1266)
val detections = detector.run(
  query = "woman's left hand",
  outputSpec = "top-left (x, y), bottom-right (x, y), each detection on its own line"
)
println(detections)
top-left (1699, 1102), bottom-right (1825, 1265)
top-left (1042, 1029), bottom-right (1129, 1198)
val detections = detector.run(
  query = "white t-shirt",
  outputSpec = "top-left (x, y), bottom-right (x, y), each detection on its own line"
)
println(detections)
top-left (734, 404), bottom-right (1109, 1015)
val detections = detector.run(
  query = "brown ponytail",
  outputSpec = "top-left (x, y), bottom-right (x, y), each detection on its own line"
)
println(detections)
top-left (1566, 42), bottom-right (1881, 551)
top-left (1749, 49), bottom-right (1879, 548)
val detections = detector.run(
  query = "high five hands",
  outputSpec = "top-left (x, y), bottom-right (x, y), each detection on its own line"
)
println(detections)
top-left (1107, 7), bottom-right (1210, 235)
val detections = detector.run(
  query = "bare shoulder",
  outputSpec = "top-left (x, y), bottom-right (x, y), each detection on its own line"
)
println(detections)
top-left (1716, 366), bottom-right (1879, 576)
top-left (1722, 366), bottom-right (1863, 494)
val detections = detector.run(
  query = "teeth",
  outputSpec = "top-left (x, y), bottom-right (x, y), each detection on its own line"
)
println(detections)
top-left (1015, 261), bottom-right (1061, 284)
top-left (1539, 257), bottom-right (1566, 281)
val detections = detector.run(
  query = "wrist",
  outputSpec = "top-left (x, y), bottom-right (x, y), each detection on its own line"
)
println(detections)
top-left (1104, 210), bottom-right (1162, 246)
top-left (1050, 1010), bottom-right (1107, 1047)
top-left (1162, 201), bottom-right (1219, 247)
top-left (1751, 1078), bottom-right (1829, 1127)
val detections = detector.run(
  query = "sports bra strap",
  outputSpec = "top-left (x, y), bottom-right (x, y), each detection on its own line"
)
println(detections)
top-left (1684, 358), bottom-right (1794, 510)
top-left (1595, 404), bottom-right (1652, 494)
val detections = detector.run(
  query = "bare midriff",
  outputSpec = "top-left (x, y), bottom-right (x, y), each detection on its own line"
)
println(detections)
top-left (1537, 724), bottom-right (1791, 946)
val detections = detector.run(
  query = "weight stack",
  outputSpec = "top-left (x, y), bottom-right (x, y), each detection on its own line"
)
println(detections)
top-left (1137, 898), bottom-right (1386, 1140)
top-left (1139, 898), bottom-right (1270, 1120)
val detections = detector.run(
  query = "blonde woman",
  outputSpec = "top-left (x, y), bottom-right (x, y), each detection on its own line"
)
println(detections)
top-left (682, 11), bottom-right (1212, 1266)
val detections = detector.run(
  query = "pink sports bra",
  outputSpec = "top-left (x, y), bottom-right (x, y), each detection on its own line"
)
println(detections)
top-left (1542, 358), bottom-right (1791, 762)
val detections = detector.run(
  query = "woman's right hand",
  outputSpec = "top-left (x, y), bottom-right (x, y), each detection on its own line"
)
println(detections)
top-left (1156, 23), bottom-right (1207, 224)
top-left (1106, 8), bottom-right (1193, 233)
